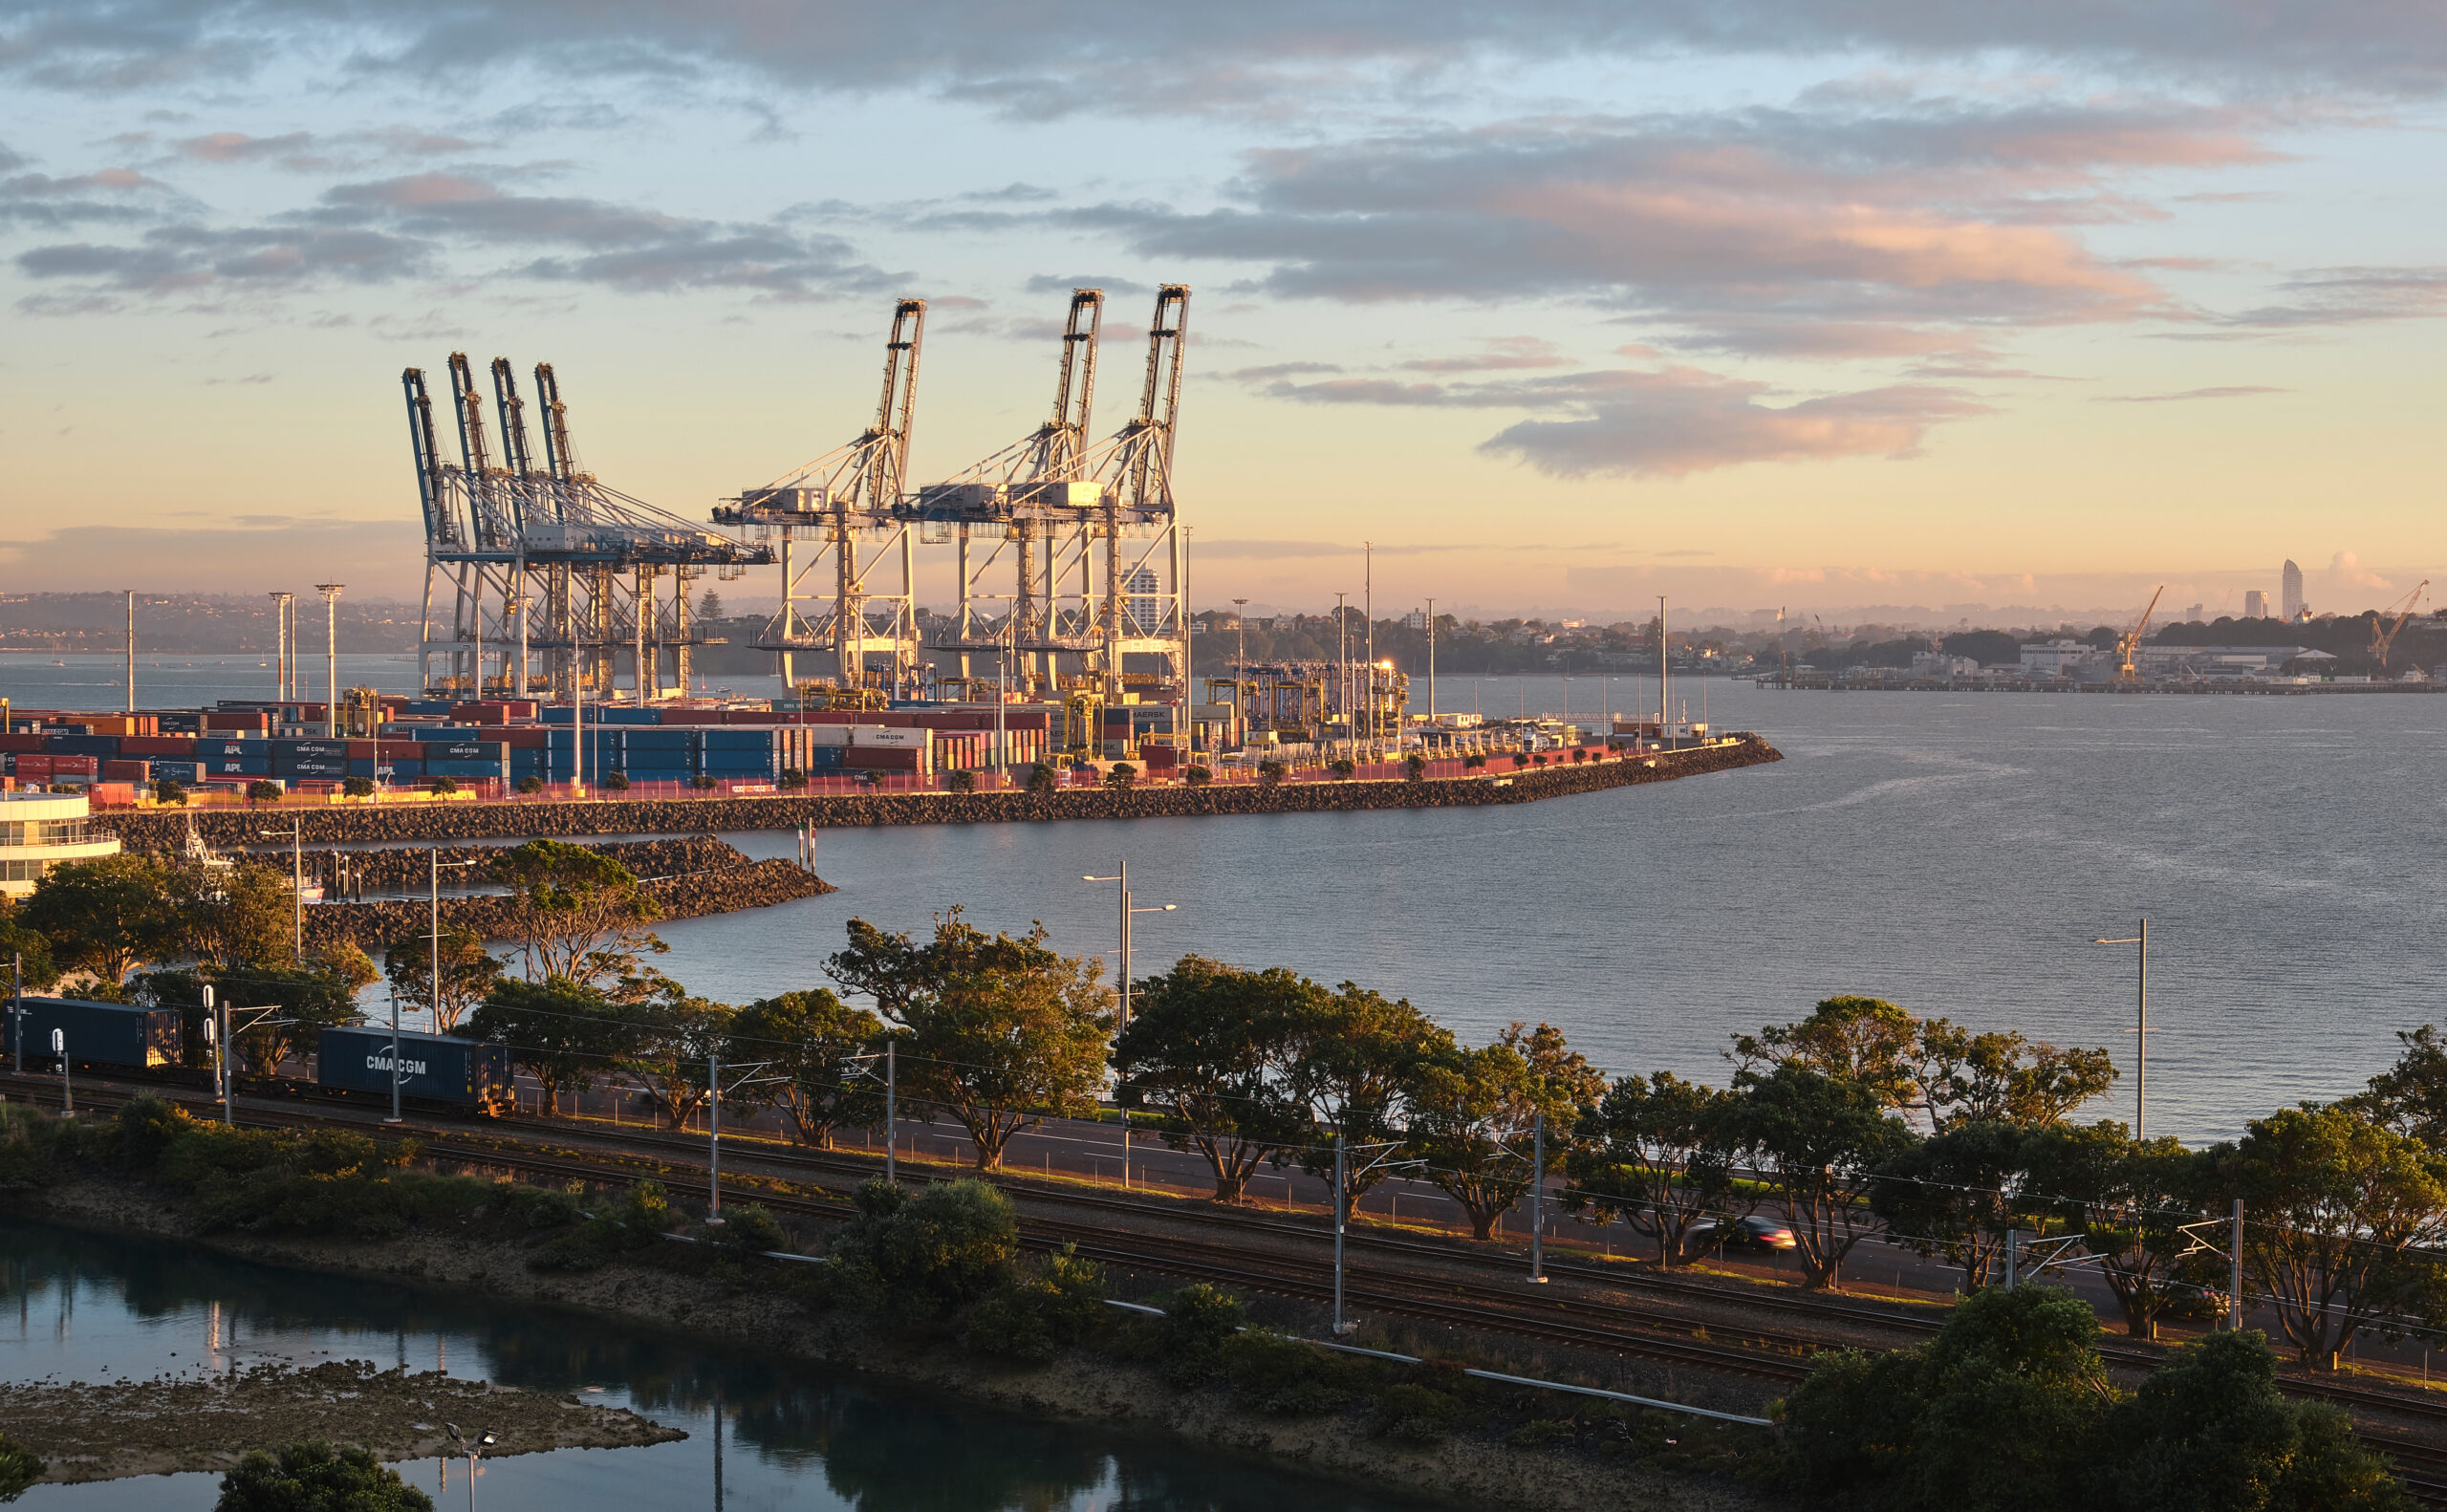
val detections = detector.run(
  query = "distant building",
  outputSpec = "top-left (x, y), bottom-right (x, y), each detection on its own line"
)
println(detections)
top-left (2283, 560), bottom-right (2305, 619)
top-left (2135, 644), bottom-right (2312, 679)
top-left (1910, 650), bottom-right (1981, 679)
top-left (2244, 590), bottom-right (2268, 619)
top-left (1402, 610), bottom-right (1427, 630)
top-left (2020, 639), bottom-right (2098, 677)
top-left (0, 791), bottom-right (120, 897)
top-left (2183, 603), bottom-right (2205, 623)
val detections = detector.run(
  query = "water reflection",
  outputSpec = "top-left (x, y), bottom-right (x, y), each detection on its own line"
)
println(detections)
top-left (2, 1222), bottom-right (1427, 1512)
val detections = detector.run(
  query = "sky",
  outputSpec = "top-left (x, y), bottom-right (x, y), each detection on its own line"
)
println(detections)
top-left (1, 2), bottom-right (2443, 624)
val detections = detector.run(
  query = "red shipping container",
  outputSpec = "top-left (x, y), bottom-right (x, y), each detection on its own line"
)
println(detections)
top-left (205, 712), bottom-right (271, 731)
top-left (497, 727), bottom-right (550, 748)
top-left (50, 756), bottom-right (97, 776)
top-left (86, 783), bottom-right (138, 808)
top-left (376, 740), bottom-right (426, 760)
top-left (0, 733), bottom-right (43, 752)
top-left (1138, 745), bottom-right (1180, 769)
top-left (119, 736), bottom-right (198, 756)
top-left (843, 745), bottom-right (925, 770)
top-left (102, 760), bottom-right (151, 780)
top-left (451, 703), bottom-right (508, 724)
top-left (11, 755), bottom-right (53, 776)
top-left (345, 740), bottom-right (379, 759)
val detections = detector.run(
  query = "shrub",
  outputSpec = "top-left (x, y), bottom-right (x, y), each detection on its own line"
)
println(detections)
top-left (1150, 1283), bottom-right (1244, 1384)
top-left (1328, 758), bottom-right (1356, 779)
top-left (246, 780), bottom-right (283, 803)
top-left (0, 1430), bottom-right (42, 1501)
top-left (1026, 764), bottom-right (1056, 795)
top-left (692, 775), bottom-right (717, 789)
top-left (779, 767), bottom-right (808, 788)
top-left (1183, 765), bottom-right (1211, 787)
top-left (1218, 1330), bottom-right (1361, 1415)
top-left (601, 771), bottom-right (630, 792)
top-left (215, 1439), bottom-right (431, 1512)
top-left (963, 1245), bottom-right (1107, 1362)
top-left (945, 768), bottom-right (977, 793)
top-left (0, 1103), bottom-right (86, 1194)
top-left (1403, 754), bottom-right (1425, 782)
top-left (152, 779), bottom-right (187, 806)
top-left (1507, 1417), bottom-right (1576, 1449)
top-left (713, 1201), bottom-right (787, 1253)
top-left (1256, 760), bottom-right (1286, 786)
top-left (516, 775), bottom-right (545, 794)
top-left (1106, 763), bottom-right (1137, 789)
top-left (1375, 1382), bottom-right (1467, 1443)
top-left (430, 777), bottom-right (460, 795)
top-left (531, 1180), bottom-right (674, 1272)
top-left (342, 777), bottom-right (376, 797)
top-left (826, 1177), bottom-right (1019, 1320)
top-left (1463, 754), bottom-right (1485, 769)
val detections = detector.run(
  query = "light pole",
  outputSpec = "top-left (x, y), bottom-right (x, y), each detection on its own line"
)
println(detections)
top-left (414, 850), bottom-right (478, 1121)
top-left (1333, 591), bottom-right (1350, 758)
top-left (124, 589), bottom-right (137, 714)
top-left (269, 593), bottom-right (294, 699)
top-left (1425, 597), bottom-right (1437, 723)
top-left (705, 1054), bottom-right (781, 1223)
top-left (10, 951), bottom-right (20, 1074)
top-left (1231, 598), bottom-right (1248, 750)
top-left (1084, 862), bottom-right (1177, 1190)
top-left (2094, 919), bottom-right (2151, 1140)
top-left (261, 820), bottom-right (304, 963)
top-left (314, 584), bottom-right (345, 737)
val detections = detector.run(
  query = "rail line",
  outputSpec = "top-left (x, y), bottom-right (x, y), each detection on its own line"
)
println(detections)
top-left (16, 1070), bottom-right (2447, 1500)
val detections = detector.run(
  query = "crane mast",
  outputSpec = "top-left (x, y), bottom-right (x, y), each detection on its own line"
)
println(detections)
top-left (2116, 585), bottom-right (2165, 682)
top-left (2372, 579), bottom-right (2430, 672)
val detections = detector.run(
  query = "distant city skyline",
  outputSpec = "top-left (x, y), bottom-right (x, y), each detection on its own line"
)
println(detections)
top-left (3, 4), bottom-right (2442, 616)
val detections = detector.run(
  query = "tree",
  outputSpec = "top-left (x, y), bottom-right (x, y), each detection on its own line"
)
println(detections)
top-left (2220, 1102), bottom-right (2447, 1369)
top-left (2024, 1121), bottom-right (2217, 1340)
top-left (1407, 1023), bottom-right (1603, 1241)
top-left (698, 589), bottom-right (725, 621)
top-left (2354, 1024), bottom-right (2447, 1146)
top-left (214, 1439), bottom-right (432, 1512)
top-left (829, 915), bottom-right (1113, 1170)
top-left (245, 780), bottom-right (281, 803)
top-left (152, 779), bottom-right (187, 806)
top-left (1327, 757), bottom-right (1355, 779)
top-left (1279, 983), bottom-right (1458, 1221)
top-left (1563, 1069), bottom-right (1744, 1266)
top-left (599, 772), bottom-right (628, 791)
top-left (489, 839), bottom-right (665, 985)
top-left (1105, 763), bottom-right (1137, 789)
top-left (0, 905), bottom-right (59, 992)
top-left (381, 927), bottom-right (504, 1033)
top-left (1183, 765), bottom-right (1212, 787)
top-left (825, 1177), bottom-right (1019, 1321)
top-left (2082, 1330), bottom-right (2409, 1512)
top-left (1870, 1120), bottom-right (2035, 1291)
top-left (1114, 956), bottom-right (1321, 1200)
top-left (1734, 1062), bottom-right (1917, 1288)
top-left (20, 853), bottom-right (182, 985)
top-left (1026, 763), bottom-right (1056, 795)
top-left (1736, 996), bottom-right (2113, 1133)
top-left (945, 767), bottom-right (977, 793)
top-left (341, 776), bottom-right (375, 798)
top-left (177, 858), bottom-right (298, 970)
top-left (467, 976), bottom-right (641, 1115)
top-left (616, 986), bottom-right (735, 1130)
top-left (725, 989), bottom-right (886, 1149)
top-left (1403, 753), bottom-right (1425, 781)
top-left (209, 962), bottom-right (366, 1074)
top-left (1256, 759), bottom-right (1285, 786)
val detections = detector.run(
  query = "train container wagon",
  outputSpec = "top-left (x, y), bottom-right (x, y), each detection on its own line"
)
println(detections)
top-left (316, 1026), bottom-right (513, 1113)
top-left (5, 997), bottom-right (182, 1069)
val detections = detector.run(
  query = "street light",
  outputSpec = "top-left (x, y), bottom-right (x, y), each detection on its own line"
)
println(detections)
top-left (260, 820), bottom-right (305, 962)
top-left (1084, 861), bottom-right (1179, 1191)
top-left (409, 849), bottom-right (479, 1123)
top-left (314, 584), bottom-right (344, 738)
top-left (2093, 918), bottom-right (2151, 1140)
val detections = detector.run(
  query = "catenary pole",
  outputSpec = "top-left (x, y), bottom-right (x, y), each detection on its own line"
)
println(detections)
top-left (708, 1053), bottom-right (723, 1223)
top-left (124, 590), bottom-right (136, 713)
top-left (1529, 1111), bottom-right (1548, 1284)
top-left (2231, 1199), bottom-right (2245, 1330)
top-left (1333, 1134), bottom-right (1348, 1334)
top-left (11, 951), bottom-right (20, 1074)
top-left (884, 1041), bottom-right (897, 1182)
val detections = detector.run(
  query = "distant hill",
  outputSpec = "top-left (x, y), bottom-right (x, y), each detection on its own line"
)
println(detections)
top-left (0, 594), bottom-right (419, 654)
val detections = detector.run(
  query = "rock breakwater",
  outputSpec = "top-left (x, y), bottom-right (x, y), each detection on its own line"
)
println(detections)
top-left (97, 735), bottom-right (1780, 848)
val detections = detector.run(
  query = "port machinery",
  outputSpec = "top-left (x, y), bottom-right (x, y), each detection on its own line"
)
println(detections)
top-left (715, 285), bottom-right (1193, 710)
top-left (404, 356), bottom-right (771, 702)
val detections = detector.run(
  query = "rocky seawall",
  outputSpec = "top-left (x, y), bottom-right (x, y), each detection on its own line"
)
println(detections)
top-left (97, 736), bottom-right (1782, 848)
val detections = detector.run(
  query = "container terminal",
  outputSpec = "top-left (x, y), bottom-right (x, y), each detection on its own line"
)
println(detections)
top-left (1, 284), bottom-right (1726, 816)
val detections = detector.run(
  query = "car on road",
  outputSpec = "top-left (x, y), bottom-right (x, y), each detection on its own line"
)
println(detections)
top-left (1684, 1215), bottom-right (1799, 1253)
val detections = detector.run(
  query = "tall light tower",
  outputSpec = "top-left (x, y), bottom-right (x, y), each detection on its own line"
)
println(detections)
top-left (1231, 598), bottom-right (1247, 745)
top-left (315, 585), bottom-right (345, 738)
top-left (269, 594), bottom-right (294, 700)
top-left (122, 590), bottom-right (137, 713)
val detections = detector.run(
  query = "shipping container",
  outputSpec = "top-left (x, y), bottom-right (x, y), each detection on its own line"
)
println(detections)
top-left (6, 997), bottom-right (182, 1069)
top-left (151, 761), bottom-right (202, 783)
top-left (201, 738), bottom-right (271, 757)
top-left (101, 759), bottom-right (150, 781)
top-left (422, 742), bottom-right (506, 762)
top-left (206, 756), bottom-right (272, 776)
top-left (86, 783), bottom-right (138, 808)
top-left (44, 735), bottom-right (120, 756)
top-left (423, 759), bottom-right (505, 777)
top-left (49, 756), bottom-right (97, 777)
top-left (118, 736), bottom-right (197, 756)
top-left (315, 1026), bottom-right (513, 1112)
top-left (275, 757), bottom-right (351, 778)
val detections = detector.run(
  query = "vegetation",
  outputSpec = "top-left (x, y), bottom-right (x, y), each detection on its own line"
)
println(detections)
top-left (0, 1431), bottom-right (40, 1501)
top-left (215, 1439), bottom-right (433, 1512)
top-left (725, 988), bottom-right (887, 1148)
top-left (487, 839), bottom-right (666, 985)
top-left (1104, 762), bottom-right (1137, 789)
top-left (1114, 956), bottom-right (1316, 1199)
top-left (380, 925), bottom-right (504, 1034)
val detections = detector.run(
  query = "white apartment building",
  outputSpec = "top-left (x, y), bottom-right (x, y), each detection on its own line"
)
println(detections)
top-left (0, 791), bottom-right (122, 896)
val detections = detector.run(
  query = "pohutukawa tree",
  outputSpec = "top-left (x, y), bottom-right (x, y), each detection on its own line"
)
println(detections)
top-left (381, 925), bottom-right (502, 1033)
top-left (828, 914), bottom-right (1113, 1171)
top-left (1407, 1022), bottom-right (1603, 1241)
top-left (1278, 983), bottom-right (1457, 1221)
top-left (725, 988), bottom-right (888, 1149)
top-left (1565, 1069), bottom-right (1746, 1267)
top-left (489, 839), bottom-right (666, 986)
top-left (1113, 955), bottom-right (1319, 1201)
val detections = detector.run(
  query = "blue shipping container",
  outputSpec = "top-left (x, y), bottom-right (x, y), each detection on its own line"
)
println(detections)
top-left (382, 761), bottom-right (425, 779)
top-left (6, 997), bottom-right (181, 1069)
top-left (422, 742), bottom-right (504, 761)
top-left (619, 730), bottom-right (695, 749)
top-left (598, 708), bottom-right (663, 725)
top-left (151, 761), bottom-right (201, 782)
top-left (207, 756), bottom-right (272, 776)
top-left (275, 758), bottom-right (351, 778)
top-left (200, 739), bottom-right (270, 757)
top-left (701, 730), bottom-right (773, 750)
top-left (423, 759), bottom-right (504, 777)
top-left (275, 740), bottom-right (352, 759)
top-left (316, 1026), bottom-right (512, 1111)
top-left (44, 735), bottom-right (120, 755)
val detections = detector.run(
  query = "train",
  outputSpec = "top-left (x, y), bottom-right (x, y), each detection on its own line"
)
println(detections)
top-left (3, 996), bottom-right (512, 1115)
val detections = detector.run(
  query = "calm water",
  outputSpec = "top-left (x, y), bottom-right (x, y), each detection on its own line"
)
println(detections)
top-left (0, 1220), bottom-right (1430, 1511)
top-left (9, 655), bottom-right (2441, 1144)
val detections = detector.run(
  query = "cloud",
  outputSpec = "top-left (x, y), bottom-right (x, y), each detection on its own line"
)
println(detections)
top-left (1226, 360), bottom-right (1342, 381)
top-left (2094, 384), bottom-right (2285, 401)
top-left (6, 2), bottom-right (2447, 112)
top-left (1402, 335), bottom-right (1567, 372)
top-left (0, 517), bottom-right (427, 596)
top-left (1022, 272), bottom-right (1151, 296)
top-left (0, 161), bottom-right (184, 227)
top-left (1059, 101), bottom-right (2248, 354)
top-left (2211, 266), bottom-right (2447, 329)
top-left (14, 168), bottom-right (899, 302)
top-left (173, 130), bottom-right (313, 162)
top-left (1264, 360), bottom-right (1989, 476)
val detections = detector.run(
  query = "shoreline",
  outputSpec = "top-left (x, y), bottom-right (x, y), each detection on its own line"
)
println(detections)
top-left (92, 735), bottom-right (1782, 847)
top-left (6, 1177), bottom-right (1776, 1512)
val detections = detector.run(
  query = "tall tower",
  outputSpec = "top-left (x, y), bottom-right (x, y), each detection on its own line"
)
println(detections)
top-left (2282, 559), bottom-right (2305, 619)
top-left (2243, 589), bottom-right (2268, 619)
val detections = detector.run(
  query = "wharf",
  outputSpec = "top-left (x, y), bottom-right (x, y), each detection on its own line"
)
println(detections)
top-left (1755, 676), bottom-right (2440, 695)
top-left (93, 735), bottom-right (1780, 847)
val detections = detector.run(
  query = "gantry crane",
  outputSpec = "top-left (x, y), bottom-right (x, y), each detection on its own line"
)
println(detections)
top-left (2371, 579), bottom-right (2430, 673)
top-left (2116, 585), bottom-right (2165, 682)
top-left (406, 356), bottom-right (766, 702)
top-left (714, 298), bottom-right (927, 692)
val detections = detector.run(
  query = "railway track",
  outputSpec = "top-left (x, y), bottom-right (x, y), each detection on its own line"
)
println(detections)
top-left (17, 1071), bottom-right (2447, 1501)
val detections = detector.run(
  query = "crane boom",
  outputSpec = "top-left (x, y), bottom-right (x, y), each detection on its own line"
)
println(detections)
top-left (490, 357), bottom-right (534, 479)
top-left (2372, 579), bottom-right (2429, 671)
top-left (2116, 585), bottom-right (2165, 681)
top-left (534, 362), bottom-right (579, 483)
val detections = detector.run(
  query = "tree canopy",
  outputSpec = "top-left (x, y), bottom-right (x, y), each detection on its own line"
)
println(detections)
top-left (488, 839), bottom-right (665, 985)
top-left (1114, 955), bottom-right (1321, 1200)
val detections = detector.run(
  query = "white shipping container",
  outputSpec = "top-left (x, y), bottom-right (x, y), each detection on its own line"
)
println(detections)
top-left (853, 726), bottom-right (927, 748)
top-left (803, 724), bottom-right (854, 746)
